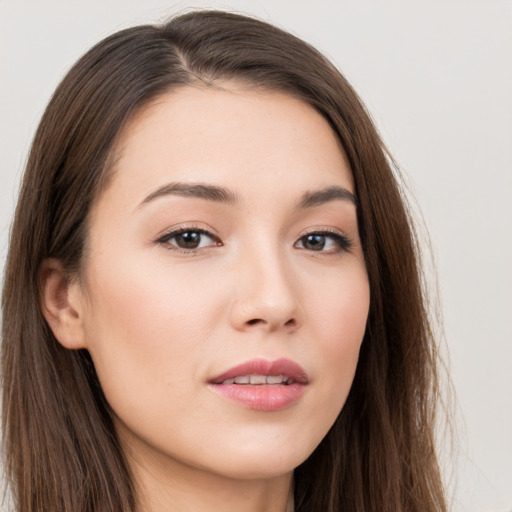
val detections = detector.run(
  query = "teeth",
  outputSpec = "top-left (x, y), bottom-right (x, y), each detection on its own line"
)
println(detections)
top-left (266, 375), bottom-right (286, 384)
top-left (249, 375), bottom-right (266, 384)
top-left (221, 375), bottom-right (290, 385)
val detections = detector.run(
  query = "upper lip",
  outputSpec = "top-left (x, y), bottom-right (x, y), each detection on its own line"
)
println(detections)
top-left (208, 358), bottom-right (309, 385)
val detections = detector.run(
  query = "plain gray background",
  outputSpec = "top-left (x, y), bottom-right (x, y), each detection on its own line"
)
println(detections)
top-left (1, 1), bottom-right (511, 511)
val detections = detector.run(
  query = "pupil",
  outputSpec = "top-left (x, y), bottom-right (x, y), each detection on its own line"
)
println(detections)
top-left (305, 234), bottom-right (325, 250)
top-left (177, 231), bottom-right (200, 248)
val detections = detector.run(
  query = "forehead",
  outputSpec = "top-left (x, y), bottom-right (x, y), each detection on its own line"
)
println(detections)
top-left (105, 84), bottom-right (353, 206)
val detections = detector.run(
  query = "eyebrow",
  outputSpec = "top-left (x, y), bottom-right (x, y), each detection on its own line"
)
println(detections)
top-left (297, 186), bottom-right (358, 208)
top-left (137, 182), bottom-right (357, 209)
top-left (138, 182), bottom-right (239, 207)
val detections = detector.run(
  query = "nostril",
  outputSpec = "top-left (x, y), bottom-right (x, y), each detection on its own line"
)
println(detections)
top-left (246, 318), bottom-right (296, 327)
top-left (247, 318), bottom-right (264, 326)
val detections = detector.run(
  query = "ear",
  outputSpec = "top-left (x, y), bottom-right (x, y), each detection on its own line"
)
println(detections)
top-left (39, 258), bottom-right (87, 350)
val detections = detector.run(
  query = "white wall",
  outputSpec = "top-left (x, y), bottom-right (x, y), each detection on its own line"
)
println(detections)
top-left (1, 1), bottom-right (511, 511)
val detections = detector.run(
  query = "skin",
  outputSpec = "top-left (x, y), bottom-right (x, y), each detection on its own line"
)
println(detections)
top-left (42, 85), bottom-right (370, 512)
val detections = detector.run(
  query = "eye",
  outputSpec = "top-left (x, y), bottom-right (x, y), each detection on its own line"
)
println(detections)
top-left (157, 228), bottom-right (221, 252)
top-left (295, 231), bottom-right (352, 253)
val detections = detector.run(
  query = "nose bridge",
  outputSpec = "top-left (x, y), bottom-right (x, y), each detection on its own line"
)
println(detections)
top-left (230, 232), bottom-right (301, 332)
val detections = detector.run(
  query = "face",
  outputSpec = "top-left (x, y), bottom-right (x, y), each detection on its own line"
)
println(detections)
top-left (73, 85), bottom-right (370, 481)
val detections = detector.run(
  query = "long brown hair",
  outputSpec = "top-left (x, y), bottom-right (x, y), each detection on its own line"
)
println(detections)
top-left (2, 10), bottom-right (447, 512)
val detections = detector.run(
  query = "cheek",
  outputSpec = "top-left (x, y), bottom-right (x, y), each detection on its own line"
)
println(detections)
top-left (306, 257), bottom-right (369, 345)
top-left (85, 254), bottom-right (226, 341)
top-left (305, 264), bottom-right (369, 415)
top-left (80, 258), bottom-right (228, 407)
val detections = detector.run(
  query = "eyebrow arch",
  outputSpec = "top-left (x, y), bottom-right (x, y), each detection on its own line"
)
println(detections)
top-left (138, 182), bottom-right (239, 208)
top-left (297, 186), bottom-right (358, 209)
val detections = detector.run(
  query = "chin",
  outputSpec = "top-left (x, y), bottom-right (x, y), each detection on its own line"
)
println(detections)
top-left (198, 433), bottom-right (320, 481)
top-left (212, 458), bottom-right (302, 481)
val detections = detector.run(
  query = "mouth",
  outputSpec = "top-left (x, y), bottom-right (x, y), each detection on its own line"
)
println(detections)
top-left (208, 358), bottom-right (309, 411)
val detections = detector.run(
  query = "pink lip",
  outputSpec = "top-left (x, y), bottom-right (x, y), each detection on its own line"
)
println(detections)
top-left (208, 358), bottom-right (309, 411)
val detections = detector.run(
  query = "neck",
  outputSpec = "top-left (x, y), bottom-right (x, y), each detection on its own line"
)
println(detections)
top-left (122, 435), bottom-right (294, 512)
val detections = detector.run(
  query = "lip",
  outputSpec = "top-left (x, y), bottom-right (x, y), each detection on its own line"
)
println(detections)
top-left (208, 358), bottom-right (309, 411)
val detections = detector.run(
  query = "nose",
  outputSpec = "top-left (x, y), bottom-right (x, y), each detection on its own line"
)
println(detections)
top-left (229, 248), bottom-right (302, 333)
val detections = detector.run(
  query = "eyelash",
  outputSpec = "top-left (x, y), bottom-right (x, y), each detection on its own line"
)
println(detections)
top-left (156, 227), bottom-right (353, 255)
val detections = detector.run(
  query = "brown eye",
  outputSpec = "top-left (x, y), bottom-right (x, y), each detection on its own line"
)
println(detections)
top-left (295, 231), bottom-right (353, 253)
top-left (174, 231), bottom-right (202, 249)
top-left (158, 229), bottom-right (220, 251)
top-left (302, 234), bottom-right (326, 251)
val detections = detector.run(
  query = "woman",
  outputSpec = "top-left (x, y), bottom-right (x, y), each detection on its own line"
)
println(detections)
top-left (1, 10), bottom-right (447, 512)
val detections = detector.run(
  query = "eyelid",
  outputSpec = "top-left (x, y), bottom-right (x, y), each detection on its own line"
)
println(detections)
top-left (155, 222), bottom-right (219, 240)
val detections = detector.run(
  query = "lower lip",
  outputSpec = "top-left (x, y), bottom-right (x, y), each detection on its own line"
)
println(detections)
top-left (209, 383), bottom-right (306, 411)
